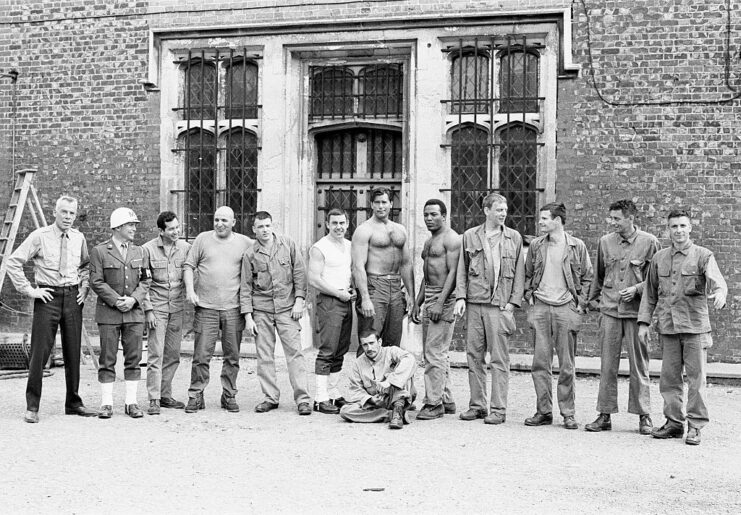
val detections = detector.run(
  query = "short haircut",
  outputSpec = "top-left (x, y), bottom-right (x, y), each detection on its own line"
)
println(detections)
top-left (156, 211), bottom-right (178, 230)
top-left (326, 208), bottom-right (348, 221)
top-left (608, 199), bottom-right (637, 217)
top-left (482, 193), bottom-right (507, 210)
top-left (667, 208), bottom-right (691, 221)
top-left (55, 195), bottom-right (78, 211)
top-left (370, 187), bottom-right (391, 202)
top-left (540, 202), bottom-right (567, 226)
top-left (358, 329), bottom-right (378, 342)
top-left (254, 211), bottom-right (272, 222)
top-left (423, 199), bottom-right (447, 217)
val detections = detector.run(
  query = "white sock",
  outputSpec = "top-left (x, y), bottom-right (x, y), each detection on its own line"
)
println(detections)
top-left (329, 372), bottom-right (342, 399)
top-left (100, 382), bottom-right (113, 406)
top-left (125, 380), bottom-right (138, 405)
top-left (315, 374), bottom-right (329, 402)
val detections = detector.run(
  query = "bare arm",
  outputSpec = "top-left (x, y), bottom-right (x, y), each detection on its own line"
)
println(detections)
top-left (352, 225), bottom-right (375, 318)
top-left (399, 227), bottom-right (415, 314)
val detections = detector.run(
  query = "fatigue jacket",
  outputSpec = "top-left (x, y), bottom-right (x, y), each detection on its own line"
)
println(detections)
top-left (346, 346), bottom-right (417, 406)
top-left (90, 239), bottom-right (151, 324)
top-left (455, 224), bottom-right (525, 308)
top-left (587, 229), bottom-right (661, 318)
top-left (141, 236), bottom-right (191, 313)
top-left (240, 234), bottom-right (307, 314)
top-left (525, 232), bottom-right (593, 308)
top-left (638, 242), bottom-right (727, 335)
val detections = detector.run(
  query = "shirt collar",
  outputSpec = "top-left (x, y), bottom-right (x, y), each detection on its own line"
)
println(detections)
top-left (621, 228), bottom-right (638, 244)
top-left (671, 240), bottom-right (693, 255)
top-left (51, 224), bottom-right (68, 238)
top-left (111, 235), bottom-right (128, 249)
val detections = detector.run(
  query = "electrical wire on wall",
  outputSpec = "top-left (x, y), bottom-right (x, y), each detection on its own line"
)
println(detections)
top-left (0, 69), bottom-right (18, 188)
top-left (576, 0), bottom-right (740, 106)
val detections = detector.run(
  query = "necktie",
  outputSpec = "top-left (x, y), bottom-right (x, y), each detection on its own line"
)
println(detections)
top-left (59, 233), bottom-right (68, 276)
top-left (120, 243), bottom-right (128, 261)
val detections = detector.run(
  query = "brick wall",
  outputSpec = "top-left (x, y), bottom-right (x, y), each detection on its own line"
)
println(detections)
top-left (1, 0), bottom-right (739, 361)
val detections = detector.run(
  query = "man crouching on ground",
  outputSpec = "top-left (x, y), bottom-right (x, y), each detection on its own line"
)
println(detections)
top-left (340, 331), bottom-right (417, 429)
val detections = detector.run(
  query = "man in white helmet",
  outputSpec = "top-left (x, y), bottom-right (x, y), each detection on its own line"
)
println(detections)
top-left (90, 207), bottom-right (151, 419)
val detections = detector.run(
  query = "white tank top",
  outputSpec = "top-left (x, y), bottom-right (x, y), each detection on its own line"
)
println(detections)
top-left (313, 236), bottom-right (352, 291)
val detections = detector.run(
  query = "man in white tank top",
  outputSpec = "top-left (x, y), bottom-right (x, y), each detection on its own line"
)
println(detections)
top-left (308, 209), bottom-right (355, 414)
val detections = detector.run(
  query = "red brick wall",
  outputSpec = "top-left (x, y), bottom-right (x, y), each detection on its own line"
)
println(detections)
top-left (1, 0), bottom-right (739, 360)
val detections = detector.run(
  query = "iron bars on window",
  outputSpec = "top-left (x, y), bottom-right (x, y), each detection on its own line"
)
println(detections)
top-left (309, 64), bottom-right (403, 120)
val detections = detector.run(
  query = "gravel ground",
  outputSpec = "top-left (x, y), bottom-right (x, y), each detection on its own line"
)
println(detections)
top-left (1, 355), bottom-right (741, 514)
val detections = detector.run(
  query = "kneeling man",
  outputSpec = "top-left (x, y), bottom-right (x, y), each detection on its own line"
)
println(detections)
top-left (340, 331), bottom-right (416, 429)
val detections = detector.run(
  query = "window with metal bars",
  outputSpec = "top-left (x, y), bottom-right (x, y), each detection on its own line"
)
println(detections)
top-left (171, 49), bottom-right (261, 239)
top-left (442, 37), bottom-right (544, 237)
top-left (310, 60), bottom-right (405, 241)
top-left (309, 64), bottom-right (403, 120)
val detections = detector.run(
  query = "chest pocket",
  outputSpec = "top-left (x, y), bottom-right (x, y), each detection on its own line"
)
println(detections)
top-left (629, 259), bottom-right (645, 283)
top-left (466, 246), bottom-right (484, 277)
top-left (603, 257), bottom-right (617, 288)
top-left (253, 261), bottom-right (272, 290)
top-left (501, 256), bottom-right (516, 278)
top-left (681, 263), bottom-right (705, 297)
top-left (150, 259), bottom-right (168, 282)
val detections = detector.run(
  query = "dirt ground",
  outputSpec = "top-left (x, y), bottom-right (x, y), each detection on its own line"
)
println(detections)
top-left (1, 354), bottom-right (741, 514)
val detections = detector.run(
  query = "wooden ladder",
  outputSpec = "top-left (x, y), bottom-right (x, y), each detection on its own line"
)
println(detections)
top-left (0, 169), bottom-right (98, 369)
top-left (0, 169), bottom-right (46, 288)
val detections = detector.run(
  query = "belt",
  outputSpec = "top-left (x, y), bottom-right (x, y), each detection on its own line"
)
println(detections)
top-left (37, 284), bottom-right (78, 291)
top-left (367, 273), bottom-right (400, 280)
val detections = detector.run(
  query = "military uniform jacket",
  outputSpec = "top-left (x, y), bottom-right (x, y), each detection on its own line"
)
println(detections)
top-left (90, 238), bottom-right (151, 324)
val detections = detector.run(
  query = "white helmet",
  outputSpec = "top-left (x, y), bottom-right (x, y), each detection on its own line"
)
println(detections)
top-left (110, 207), bottom-right (140, 229)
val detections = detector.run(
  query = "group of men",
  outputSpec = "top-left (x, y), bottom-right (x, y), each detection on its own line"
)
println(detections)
top-left (5, 188), bottom-right (727, 445)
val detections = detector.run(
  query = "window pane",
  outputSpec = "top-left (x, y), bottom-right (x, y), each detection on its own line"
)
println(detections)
top-left (310, 67), bottom-right (354, 118)
top-left (500, 51), bottom-right (539, 113)
top-left (450, 126), bottom-right (489, 233)
top-left (179, 130), bottom-right (216, 238)
top-left (225, 61), bottom-right (258, 119)
top-left (451, 52), bottom-right (489, 114)
top-left (360, 64), bottom-right (403, 117)
top-left (323, 188), bottom-right (358, 238)
top-left (367, 129), bottom-right (402, 180)
top-left (316, 131), bottom-right (356, 180)
top-left (184, 60), bottom-right (217, 120)
top-left (225, 128), bottom-right (258, 236)
top-left (499, 124), bottom-right (537, 235)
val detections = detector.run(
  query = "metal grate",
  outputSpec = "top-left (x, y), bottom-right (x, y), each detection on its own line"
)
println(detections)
top-left (441, 36), bottom-right (544, 237)
top-left (171, 48), bottom-right (261, 239)
top-left (309, 64), bottom-right (403, 120)
top-left (0, 340), bottom-right (31, 370)
top-left (316, 185), bottom-right (401, 239)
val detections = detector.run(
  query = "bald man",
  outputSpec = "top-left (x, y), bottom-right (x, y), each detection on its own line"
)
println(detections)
top-left (183, 206), bottom-right (252, 413)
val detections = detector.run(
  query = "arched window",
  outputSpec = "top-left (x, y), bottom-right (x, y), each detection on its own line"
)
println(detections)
top-left (360, 64), bottom-right (403, 117)
top-left (224, 128), bottom-right (259, 237)
top-left (451, 50), bottom-right (490, 114)
top-left (499, 123), bottom-right (537, 235)
top-left (178, 129), bottom-right (216, 238)
top-left (225, 59), bottom-right (258, 119)
top-left (182, 59), bottom-right (217, 120)
top-left (499, 49), bottom-right (539, 113)
top-left (310, 67), bottom-right (354, 118)
top-left (450, 125), bottom-right (489, 232)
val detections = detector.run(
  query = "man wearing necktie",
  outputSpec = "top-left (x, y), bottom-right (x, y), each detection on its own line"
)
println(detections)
top-left (6, 195), bottom-right (98, 423)
top-left (90, 207), bottom-right (151, 419)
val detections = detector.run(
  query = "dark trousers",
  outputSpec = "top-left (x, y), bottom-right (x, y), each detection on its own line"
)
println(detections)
top-left (27, 285), bottom-right (84, 412)
top-left (314, 293), bottom-right (352, 375)
top-left (98, 323), bottom-right (144, 383)
top-left (356, 274), bottom-right (405, 355)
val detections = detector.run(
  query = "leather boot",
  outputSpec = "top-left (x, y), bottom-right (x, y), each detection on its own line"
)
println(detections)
top-left (585, 413), bottom-right (611, 432)
top-left (389, 400), bottom-right (405, 430)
